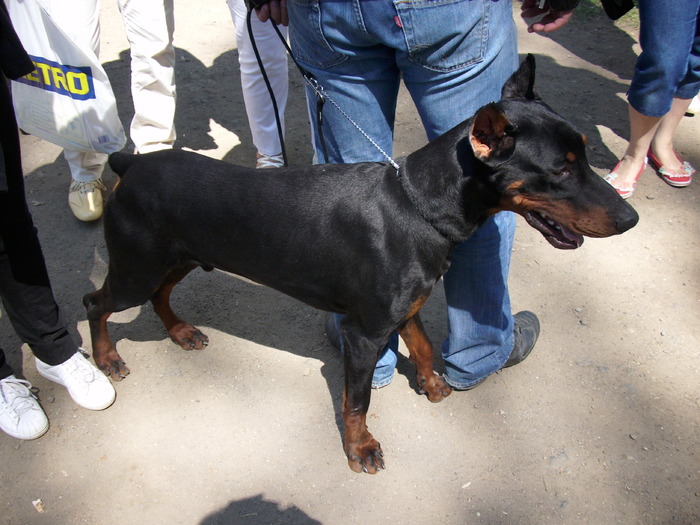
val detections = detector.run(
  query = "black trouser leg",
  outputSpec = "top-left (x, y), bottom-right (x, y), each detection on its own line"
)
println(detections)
top-left (0, 77), bottom-right (76, 368)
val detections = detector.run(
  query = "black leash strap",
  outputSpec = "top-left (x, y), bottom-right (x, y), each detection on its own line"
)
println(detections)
top-left (246, 9), bottom-right (288, 166)
top-left (245, 8), bottom-right (330, 164)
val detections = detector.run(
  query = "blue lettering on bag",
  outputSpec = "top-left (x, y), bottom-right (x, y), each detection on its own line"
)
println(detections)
top-left (15, 55), bottom-right (96, 101)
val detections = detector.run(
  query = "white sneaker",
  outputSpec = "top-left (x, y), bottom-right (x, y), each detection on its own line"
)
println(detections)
top-left (36, 351), bottom-right (115, 411)
top-left (687, 95), bottom-right (700, 116)
top-left (255, 152), bottom-right (284, 169)
top-left (0, 375), bottom-right (49, 440)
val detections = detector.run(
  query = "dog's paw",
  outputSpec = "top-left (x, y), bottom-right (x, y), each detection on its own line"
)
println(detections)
top-left (346, 438), bottom-right (385, 474)
top-left (96, 351), bottom-right (130, 382)
top-left (169, 323), bottom-right (209, 350)
top-left (418, 373), bottom-right (452, 403)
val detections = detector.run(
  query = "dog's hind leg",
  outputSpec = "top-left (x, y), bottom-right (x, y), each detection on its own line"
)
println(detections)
top-left (398, 314), bottom-right (452, 402)
top-left (150, 264), bottom-right (209, 350)
top-left (83, 258), bottom-right (186, 380)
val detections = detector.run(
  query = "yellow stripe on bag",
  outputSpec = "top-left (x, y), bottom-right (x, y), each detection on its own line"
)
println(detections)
top-left (15, 54), bottom-right (96, 101)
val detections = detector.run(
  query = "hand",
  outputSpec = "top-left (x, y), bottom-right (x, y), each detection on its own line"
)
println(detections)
top-left (255, 0), bottom-right (289, 26)
top-left (521, 0), bottom-right (574, 33)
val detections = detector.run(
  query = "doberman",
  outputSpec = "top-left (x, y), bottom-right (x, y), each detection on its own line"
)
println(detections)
top-left (83, 55), bottom-right (638, 473)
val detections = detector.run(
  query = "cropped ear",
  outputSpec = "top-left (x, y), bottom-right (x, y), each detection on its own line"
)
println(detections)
top-left (501, 53), bottom-right (538, 100)
top-left (469, 103), bottom-right (517, 160)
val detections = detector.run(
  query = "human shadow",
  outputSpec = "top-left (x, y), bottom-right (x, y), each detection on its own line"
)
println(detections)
top-left (200, 494), bottom-right (322, 525)
top-left (207, 48), bottom-right (313, 167)
top-left (532, 53), bottom-right (631, 171)
top-left (546, 8), bottom-right (639, 81)
top-left (522, 9), bottom-right (641, 170)
top-left (103, 47), bottom-right (243, 156)
top-left (103, 46), bottom-right (312, 167)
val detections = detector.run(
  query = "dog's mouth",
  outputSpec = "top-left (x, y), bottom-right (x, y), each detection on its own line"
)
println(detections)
top-left (525, 211), bottom-right (584, 250)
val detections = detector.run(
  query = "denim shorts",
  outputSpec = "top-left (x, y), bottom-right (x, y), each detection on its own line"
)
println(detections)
top-left (628, 0), bottom-right (700, 117)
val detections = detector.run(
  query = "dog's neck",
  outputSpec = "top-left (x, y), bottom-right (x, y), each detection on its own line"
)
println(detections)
top-left (399, 119), bottom-right (500, 244)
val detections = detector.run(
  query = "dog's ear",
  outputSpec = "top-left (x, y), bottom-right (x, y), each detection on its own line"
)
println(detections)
top-left (501, 53), bottom-right (538, 100)
top-left (469, 103), bottom-right (517, 160)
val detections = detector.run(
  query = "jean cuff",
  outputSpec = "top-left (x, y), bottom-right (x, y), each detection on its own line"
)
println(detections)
top-left (443, 372), bottom-right (487, 391)
top-left (371, 373), bottom-right (394, 389)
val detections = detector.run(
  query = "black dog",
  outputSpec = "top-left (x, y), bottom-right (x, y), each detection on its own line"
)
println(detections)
top-left (83, 55), bottom-right (638, 474)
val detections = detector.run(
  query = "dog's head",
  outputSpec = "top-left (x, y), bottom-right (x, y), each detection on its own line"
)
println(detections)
top-left (469, 54), bottom-right (638, 249)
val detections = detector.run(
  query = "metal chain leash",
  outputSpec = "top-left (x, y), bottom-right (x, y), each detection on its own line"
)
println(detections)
top-left (303, 76), bottom-right (400, 171)
top-left (248, 9), bottom-right (400, 172)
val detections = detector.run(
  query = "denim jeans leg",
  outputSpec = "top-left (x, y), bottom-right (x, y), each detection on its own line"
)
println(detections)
top-left (290, 1), bottom-right (404, 385)
top-left (394, 2), bottom-right (519, 388)
top-left (396, 1), bottom-right (519, 140)
top-left (629, 0), bottom-right (700, 116)
top-left (441, 212), bottom-right (516, 389)
top-left (289, 0), bottom-right (519, 388)
top-left (288, 1), bottom-right (406, 163)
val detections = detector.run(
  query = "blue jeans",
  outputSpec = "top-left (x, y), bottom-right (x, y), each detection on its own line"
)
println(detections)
top-left (289, 0), bottom-right (518, 389)
top-left (629, 0), bottom-right (700, 117)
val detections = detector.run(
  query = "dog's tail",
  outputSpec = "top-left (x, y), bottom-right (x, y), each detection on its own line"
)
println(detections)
top-left (108, 152), bottom-right (137, 177)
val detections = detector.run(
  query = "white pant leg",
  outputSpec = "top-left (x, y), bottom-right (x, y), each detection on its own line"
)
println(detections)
top-left (228, 0), bottom-right (288, 156)
top-left (118, 0), bottom-right (176, 153)
top-left (43, 0), bottom-right (107, 182)
top-left (62, 150), bottom-right (109, 182)
top-left (42, 0), bottom-right (101, 52)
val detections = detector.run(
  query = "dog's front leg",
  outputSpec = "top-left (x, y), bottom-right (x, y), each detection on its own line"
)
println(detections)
top-left (399, 314), bottom-right (452, 402)
top-left (342, 329), bottom-right (385, 474)
top-left (82, 289), bottom-right (130, 381)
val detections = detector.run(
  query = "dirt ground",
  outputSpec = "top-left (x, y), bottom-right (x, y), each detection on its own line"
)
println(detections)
top-left (2, 2), bottom-right (699, 524)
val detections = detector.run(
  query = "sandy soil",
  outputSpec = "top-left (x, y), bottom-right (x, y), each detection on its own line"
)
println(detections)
top-left (2, 3), bottom-right (699, 524)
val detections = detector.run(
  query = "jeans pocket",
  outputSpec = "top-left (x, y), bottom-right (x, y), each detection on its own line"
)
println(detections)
top-left (288, 0), bottom-right (347, 69)
top-left (394, 0), bottom-right (489, 72)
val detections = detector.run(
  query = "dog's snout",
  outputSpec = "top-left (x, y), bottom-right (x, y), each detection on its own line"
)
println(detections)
top-left (615, 206), bottom-right (639, 233)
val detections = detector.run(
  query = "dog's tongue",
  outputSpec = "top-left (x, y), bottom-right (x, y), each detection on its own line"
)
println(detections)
top-left (560, 223), bottom-right (584, 247)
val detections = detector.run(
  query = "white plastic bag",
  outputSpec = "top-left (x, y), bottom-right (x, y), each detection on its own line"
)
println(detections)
top-left (7, 0), bottom-right (126, 153)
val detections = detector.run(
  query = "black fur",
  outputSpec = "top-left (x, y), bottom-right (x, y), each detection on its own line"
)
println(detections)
top-left (84, 55), bottom-right (638, 473)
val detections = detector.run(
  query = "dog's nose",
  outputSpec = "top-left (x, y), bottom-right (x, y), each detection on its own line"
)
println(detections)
top-left (615, 206), bottom-right (639, 233)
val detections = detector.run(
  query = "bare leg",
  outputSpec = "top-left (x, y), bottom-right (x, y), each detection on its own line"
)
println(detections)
top-left (650, 96), bottom-right (694, 169)
top-left (609, 105), bottom-right (659, 188)
top-left (611, 97), bottom-right (694, 188)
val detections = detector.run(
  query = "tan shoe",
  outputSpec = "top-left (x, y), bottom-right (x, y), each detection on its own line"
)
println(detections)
top-left (68, 179), bottom-right (106, 221)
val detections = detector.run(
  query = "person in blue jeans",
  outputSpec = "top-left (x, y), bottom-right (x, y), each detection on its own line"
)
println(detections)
top-left (258, 0), bottom-right (575, 390)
